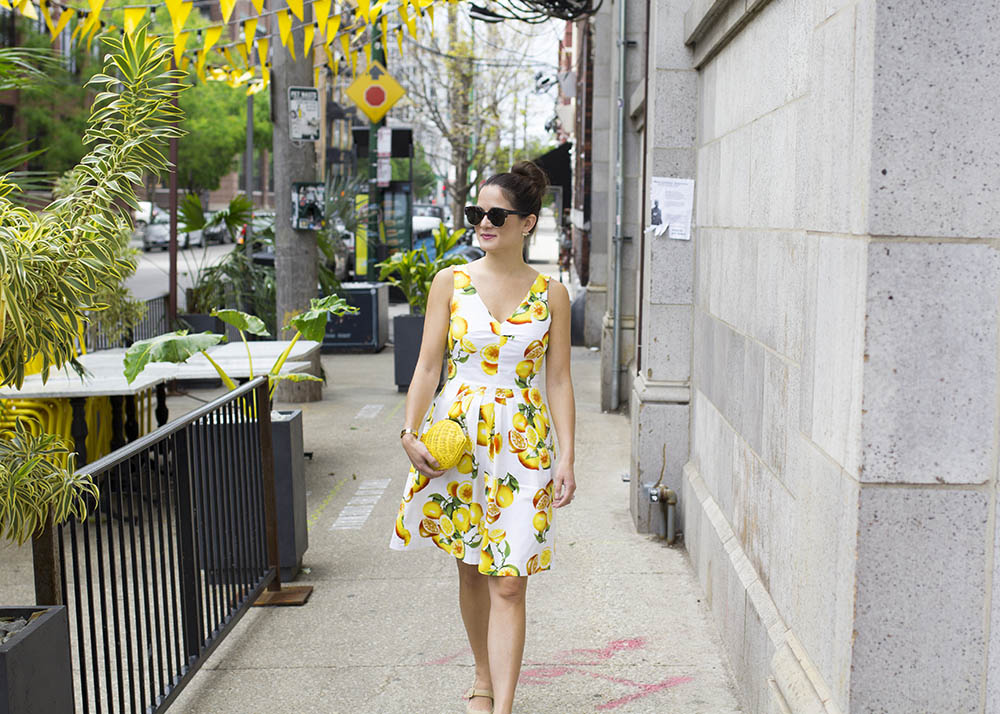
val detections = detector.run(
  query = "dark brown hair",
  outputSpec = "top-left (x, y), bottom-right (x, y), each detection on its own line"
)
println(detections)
top-left (481, 160), bottom-right (549, 234)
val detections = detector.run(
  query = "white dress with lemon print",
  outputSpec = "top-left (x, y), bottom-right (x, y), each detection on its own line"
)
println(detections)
top-left (390, 266), bottom-right (556, 577)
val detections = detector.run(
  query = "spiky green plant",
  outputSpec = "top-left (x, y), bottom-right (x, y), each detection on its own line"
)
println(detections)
top-left (0, 29), bottom-right (186, 544)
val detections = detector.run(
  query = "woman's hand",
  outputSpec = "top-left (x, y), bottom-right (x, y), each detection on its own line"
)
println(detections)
top-left (552, 459), bottom-right (576, 508)
top-left (401, 434), bottom-right (446, 479)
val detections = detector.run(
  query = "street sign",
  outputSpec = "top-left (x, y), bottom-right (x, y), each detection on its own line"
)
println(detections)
top-left (288, 87), bottom-right (320, 142)
top-left (377, 156), bottom-right (391, 187)
top-left (345, 61), bottom-right (405, 123)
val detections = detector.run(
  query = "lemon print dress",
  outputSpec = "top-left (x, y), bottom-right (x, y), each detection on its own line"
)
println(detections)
top-left (390, 267), bottom-right (556, 576)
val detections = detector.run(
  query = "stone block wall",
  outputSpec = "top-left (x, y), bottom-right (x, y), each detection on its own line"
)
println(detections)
top-left (676, 0), bottom-right (1000, 712)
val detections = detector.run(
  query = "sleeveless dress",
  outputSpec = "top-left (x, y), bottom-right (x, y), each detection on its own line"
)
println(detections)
top-left (389, 266), bottom-right (556, 576)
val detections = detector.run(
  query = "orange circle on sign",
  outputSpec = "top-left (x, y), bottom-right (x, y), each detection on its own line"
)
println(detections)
top-left (365, 86), bottom-right (386, 107)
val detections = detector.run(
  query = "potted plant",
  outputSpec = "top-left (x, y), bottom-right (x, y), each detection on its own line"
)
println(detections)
top-left (0, 30), bottom-right (183, 711)
top-left (177, 193), bottom-right (254, 333)
top-left (376, 223), bottom-right (469, 391)
top-left (123, 297), bottom-right (358, 580)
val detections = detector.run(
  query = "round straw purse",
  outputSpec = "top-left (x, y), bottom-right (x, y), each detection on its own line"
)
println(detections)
top-left (421, 419), bottom-right (469, 470)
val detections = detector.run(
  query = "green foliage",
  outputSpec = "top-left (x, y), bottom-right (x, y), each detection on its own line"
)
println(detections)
top-left (0, 421), bottom-right (97, 545)
top-left (0, 30), bottom-right (184, 543)
top-left (376, 223), bottom-right (468, 315)
top-left (123, 330), bottom-right (224, 383)
top-left (319, 172), bottom-right (365, 294)
top-left (213, 308), bottom-right (270, 337)
top-left (283, 294), bottom-right (357, 343)
top-left (176, 83), bottom-right (272, 192)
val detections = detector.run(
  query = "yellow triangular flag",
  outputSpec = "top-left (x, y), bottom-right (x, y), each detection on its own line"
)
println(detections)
top-left (395, 27), bottom-right (403, 56)
top-left (196, 50), bottom-right (207, 81)
top-left (314, 66), bottom-right (320, 87)
top-left (16, 0), bottom-right (38, 22)
top-left (87, 0), bottom-right (103, 11)
top-left (180, 56), bottom-right (190, 71)
top-left (75, 10), bottom-right (97, 40)
top-left (173, 32), bottom-right (190, 66)
top-left (164, 0), bottom-right (192, 37)
top-left (257, 37), bottom-right (269, 69)
top-left (222, 46), bottom-right (236, 67)
top-left (314, 0), bottom-right (331, 34)
top-left (123, 7), bottom-right (146, 34)
top-left (203, 25), bottom-right (222, 54)
top-left (355, 0), bottom-right (370, 24)
top-left (40, 0), bottom-right (54, 35)
top-left (350, 48), bottom-right (357, 75)
top-left (380, 15), bottom-right (388, 53)
top-left (324, 44), bottom-right (335, 71)
top-left (237, 44), bottom-right (249, 66)
top-left (277, 10), bottom-right (292, 47)
top-left (51, 7), bottom-right (73, 37)
top-left (251, 0), bottom-right (263, 12)
top-left (339, 32), bottom-right (349, 60)
top-left (243, 18), bottom-right (257, 54)
top-left (325, 15), bottom-right (341, 44)
top-left (0, 0), bottom-right (11, 10)
top-left (426, 3), bottom-right (434, 24)
top-left (286, 0), bottom-right (303, 21)
top-left (369, 0), bottom-right (388, 22)
top-left (218, 0), bottom-right (235, 23)
top-left (400, 2), bottom-right (416, 38)
top-left (362, 42), bottom-right (371, 67)
top-left (85, 17), bottom-right (102, 52)
top-left (303, 24), bottom-right (314, 55)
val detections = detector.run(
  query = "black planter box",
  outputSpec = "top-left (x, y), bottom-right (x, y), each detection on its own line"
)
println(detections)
top-left (0, 606), bottom-right (73, 714)
top-left (322, 282), bottom-right (389, 353)
top-left (178, 313), bottom-right (224, 335)
top-left (393, 314), bottom-right (424, 392)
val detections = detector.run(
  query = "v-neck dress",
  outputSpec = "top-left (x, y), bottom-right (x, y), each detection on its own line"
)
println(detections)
top-left (389, 266), bottom-right (556, 576)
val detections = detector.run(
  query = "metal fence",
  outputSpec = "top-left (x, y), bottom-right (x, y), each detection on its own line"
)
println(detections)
top-left (56, 378), bottom-right (278, 714)
top-left (87, 293), bottom-right (169, 351)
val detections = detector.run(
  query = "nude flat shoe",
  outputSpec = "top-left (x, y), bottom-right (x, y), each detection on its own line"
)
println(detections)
top-left (464, 686), bottom-right (494, 714)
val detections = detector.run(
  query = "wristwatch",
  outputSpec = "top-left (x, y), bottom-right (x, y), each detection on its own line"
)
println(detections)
top-left (400, 428), bottom-right (419, 440)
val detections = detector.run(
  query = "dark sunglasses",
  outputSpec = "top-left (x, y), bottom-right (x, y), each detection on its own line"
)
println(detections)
top-left (464, 205), bottom-right (532, 227)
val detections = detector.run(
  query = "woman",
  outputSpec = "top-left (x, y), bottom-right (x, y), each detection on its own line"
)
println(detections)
top-left (389, 160), bottom-right (577, 714)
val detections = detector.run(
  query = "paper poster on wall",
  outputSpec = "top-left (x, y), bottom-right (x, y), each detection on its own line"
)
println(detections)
top-left (648, 177), bottom-right (694, 240)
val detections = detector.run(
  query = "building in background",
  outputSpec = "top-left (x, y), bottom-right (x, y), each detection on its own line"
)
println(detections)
top-left (577, 0), bottom-right (1000, 712)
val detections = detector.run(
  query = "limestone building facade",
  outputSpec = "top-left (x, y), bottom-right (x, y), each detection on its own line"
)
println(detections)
top-left (575, 0), bottom-right (1000, 711)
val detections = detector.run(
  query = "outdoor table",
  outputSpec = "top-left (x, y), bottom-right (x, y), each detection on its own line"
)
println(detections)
top-left (207, 340), bottom-right (323, 401)
top-left (0, 367), bottom-right (168, 464)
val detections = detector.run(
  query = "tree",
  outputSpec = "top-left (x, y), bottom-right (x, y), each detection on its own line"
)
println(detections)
top-left (391, 142), bottom-right (437, 200)
top-left (400, 6), bottom-right (538, 226)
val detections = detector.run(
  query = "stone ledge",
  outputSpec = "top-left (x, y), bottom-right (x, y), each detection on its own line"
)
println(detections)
top-left (633, 372), bottom-right (691, 404)
top-left (684, 0), bottom-right (775, 68)
top-left (684, 461), bottom-right (843, 714)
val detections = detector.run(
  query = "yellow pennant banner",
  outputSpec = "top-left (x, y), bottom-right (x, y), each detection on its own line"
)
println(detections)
top-left (222, 46), bottom-right (237, 68)
top-left (314, 0), bottom-right (331, 34)
top-left (369, 0), bottom-right (388, 22)
top-left (380, 15), bottom-right (388, 53)
top-left (0, 0), bottom-right (10, 10)
top-left (257, 37), bottom-right (269, 66)
top-left (123, 7), bottom-right (146, 34)
top-left (243, 18), bottom-right (257, 54)
top-left (286, 0), bottom-right (304, 21)
top-left (173, 32), bottom-right (190, 66)
top-left (363, 42), bottom-right (371, 67)
top-left (303, 24), bottom-right (314, 55)
top-left (164, 0), bottom-right (192, 37)
top-left (340, 32), bottom-right (350, 61)
top-left (196, 50), bottom-right (207, 82)
top-left (237, 44), bottom-right (249, 66)
top-left (395, 26), bottom-right (403, 55)
top-left (51, 7), bottom-right (74, 38)
top-left (355, 0), bottom-right (370, 25)
top-left (203, 25), bottom-right (223, 54)
top-left (40, 0), bottom-right (54, 35)
top-left (17, 0), bottom-right (38, 21)
top-left (399, 2), bottom-right (416, 39)
top-left (251, 0), bottom-right (263, 12)
top-left (277, 10), bottom-right (292, 47)
top-left (325, 15), bottom-right (341, 44)
top-left (219, 0), bottom-right (236, 23)
top-left (324, 44), bottom-right (335, 72)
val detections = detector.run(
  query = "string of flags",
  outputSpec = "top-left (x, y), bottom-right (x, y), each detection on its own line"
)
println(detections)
top-left (4, 0), bottom-right (442, 94)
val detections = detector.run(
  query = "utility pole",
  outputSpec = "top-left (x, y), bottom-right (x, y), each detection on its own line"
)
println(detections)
top-left (272, 0), bottom-right (320, 401)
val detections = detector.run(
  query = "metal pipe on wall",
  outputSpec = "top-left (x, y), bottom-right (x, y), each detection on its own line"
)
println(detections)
top-left (610, 0), bottom-right (627, 410)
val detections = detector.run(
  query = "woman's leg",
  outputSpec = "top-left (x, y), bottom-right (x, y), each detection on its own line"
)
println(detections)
top-left (486, 576), bottom-right (528, 714)
top-left (457, 560), bottom-right (493, 711)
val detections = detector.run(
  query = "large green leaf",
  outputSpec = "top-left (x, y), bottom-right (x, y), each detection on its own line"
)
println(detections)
top-left (179, 193), bottom-right (206, 233)
top-left (283, 294), bottom-right (359, 342)
top-left (123, 330), bottom-right (224, 383)
top-left (212, 308), bottom-right (270, 337)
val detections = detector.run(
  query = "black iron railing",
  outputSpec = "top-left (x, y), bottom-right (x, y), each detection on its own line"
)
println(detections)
top-left (87, 293), bottom-right (169, 351)
top-left (56, 378), bottom-right (278, 714)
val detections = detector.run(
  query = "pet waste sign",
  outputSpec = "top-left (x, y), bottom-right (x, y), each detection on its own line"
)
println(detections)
top-left (346, 61), bottom-right (405, 123)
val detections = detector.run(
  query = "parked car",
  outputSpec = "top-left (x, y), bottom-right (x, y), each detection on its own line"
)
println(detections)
top-left (133, 200), bottom-right (163, 229)
top-left (141, 214), bottom-right (203, 251)
top-left (238, 211), bottom-right (276, 245)
top-left (202, 211), bottom-right (230, 244)
top-left (413, 203), bottom-right (452, 228)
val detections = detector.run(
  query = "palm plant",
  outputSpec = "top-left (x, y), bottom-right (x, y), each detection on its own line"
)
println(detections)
top-left (376, 222), bottom-right (468, 315)
top-left (0, 29), bottom-right (186, 543)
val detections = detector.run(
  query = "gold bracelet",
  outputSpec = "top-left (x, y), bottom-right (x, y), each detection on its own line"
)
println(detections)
top-left (400, 428), bottom-right (419, 440)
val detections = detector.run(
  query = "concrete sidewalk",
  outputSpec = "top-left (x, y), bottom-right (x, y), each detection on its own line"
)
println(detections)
top-left (161, 344), bottom-right (744, 714)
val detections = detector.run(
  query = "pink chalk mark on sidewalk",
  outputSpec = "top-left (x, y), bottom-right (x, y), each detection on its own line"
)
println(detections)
top-left (518, 637), bottom-right (694, 710)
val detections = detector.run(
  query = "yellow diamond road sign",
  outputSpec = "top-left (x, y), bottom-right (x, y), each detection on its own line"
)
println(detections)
top-left (346, 61), bottom-right (405, 123)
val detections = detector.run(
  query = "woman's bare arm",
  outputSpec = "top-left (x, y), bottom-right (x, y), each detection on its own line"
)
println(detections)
top-left (544, 279), bottom-right (576, 507)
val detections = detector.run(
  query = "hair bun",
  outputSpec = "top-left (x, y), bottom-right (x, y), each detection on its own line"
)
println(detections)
top-left (511, 160), bottom-right (549, 194)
